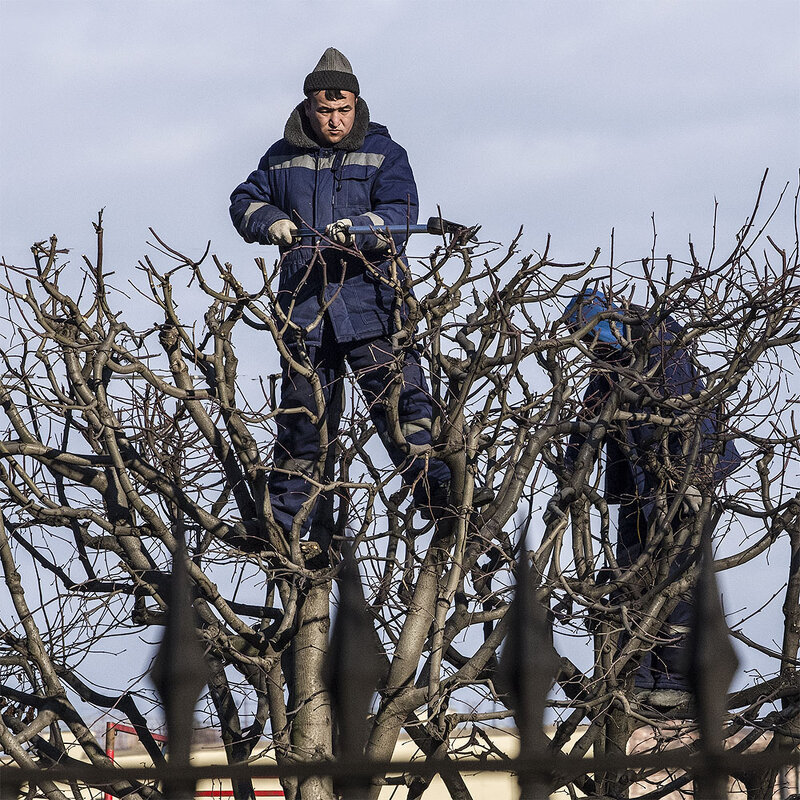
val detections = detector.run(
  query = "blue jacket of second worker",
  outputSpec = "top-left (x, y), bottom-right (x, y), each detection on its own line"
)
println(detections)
top-left (230, 98), bottom-right (418, 345)
top-left (564, 290), bottom-right (741, 517)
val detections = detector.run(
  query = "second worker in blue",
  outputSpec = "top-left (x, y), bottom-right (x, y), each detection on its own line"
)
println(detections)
top-left (561, 288), bottom-right (741, 708)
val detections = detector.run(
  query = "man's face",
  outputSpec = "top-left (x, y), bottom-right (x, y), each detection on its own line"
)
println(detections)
top-left (304, 90), bottom-right (357, 146)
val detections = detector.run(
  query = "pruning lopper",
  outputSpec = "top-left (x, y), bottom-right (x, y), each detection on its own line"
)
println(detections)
top-left (294, 215), bottom-right (478, 242)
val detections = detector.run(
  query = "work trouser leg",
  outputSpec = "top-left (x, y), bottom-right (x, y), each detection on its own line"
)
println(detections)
top-left (616, 501), bottom-right (695, 691)
top-left (615, 501), bottom-right (655, 689)
top-left (268, 338), bottom-right (343, 541)
top-left (345, 336), bottom-right (451, 503)
top-left (650, 512), bottom-right (695, 691)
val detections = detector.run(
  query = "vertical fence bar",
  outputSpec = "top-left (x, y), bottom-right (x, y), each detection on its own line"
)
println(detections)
top-left (499, 534), bottom-right (560, 800)
top-left (324, 545), bottom-right (381, 800)
top-left (687, 532), bottom-right (739, 800)
top-left (151, 534), bottom-right (210, 800)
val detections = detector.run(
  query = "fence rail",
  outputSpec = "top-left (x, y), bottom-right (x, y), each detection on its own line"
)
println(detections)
top-left (1, 748), bottom-right (799, 799)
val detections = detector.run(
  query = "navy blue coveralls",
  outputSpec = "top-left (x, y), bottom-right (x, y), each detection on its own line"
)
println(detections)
top-left (564, 290), bottom-right (741, 690)
top-left (230, 98), bottom-right (450, 538)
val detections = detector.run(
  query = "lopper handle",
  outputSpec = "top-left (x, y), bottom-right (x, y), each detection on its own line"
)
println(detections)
top-left (295, 216), bottom-right (473, 240)
top-left (295, 223), bottom-right (428, 238)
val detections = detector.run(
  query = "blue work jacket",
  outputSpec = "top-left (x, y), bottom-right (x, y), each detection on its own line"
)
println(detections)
top-left (565, 313), bottom-right (741, 518)
top-left (230, 99), bottom-right (418, 345)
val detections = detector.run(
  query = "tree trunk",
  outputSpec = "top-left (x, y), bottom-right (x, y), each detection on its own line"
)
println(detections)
top-left (290, 581), bottom-right (333, 800)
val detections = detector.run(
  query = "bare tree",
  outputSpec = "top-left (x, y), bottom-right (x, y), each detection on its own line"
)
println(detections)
top-left (1, 176), bottom-right (798, 800)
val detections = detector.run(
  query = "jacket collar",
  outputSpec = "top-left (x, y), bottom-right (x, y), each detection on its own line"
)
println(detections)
top-left (284, 97), bottom-right (370, 151)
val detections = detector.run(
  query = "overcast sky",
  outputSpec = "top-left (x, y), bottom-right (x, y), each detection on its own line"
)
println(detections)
top-left (1, 1), bottom-right (799, 691)
top-left (2, 1), bottom-right (798, 279)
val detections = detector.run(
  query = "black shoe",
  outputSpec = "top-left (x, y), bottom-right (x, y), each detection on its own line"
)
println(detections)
top-left (472, 486), bottom-right (495, 509)
top-left (229, 520), bottom-right (269, 553)
top-left (415, 483), bottom-right (495, 521)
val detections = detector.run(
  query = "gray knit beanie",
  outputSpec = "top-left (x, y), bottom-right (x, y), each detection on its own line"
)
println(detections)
top-left (303, 47), bottom-right (360, 96)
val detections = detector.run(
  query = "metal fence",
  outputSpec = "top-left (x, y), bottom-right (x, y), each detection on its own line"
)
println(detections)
top-left (1, 537), bottom-right (797, 800)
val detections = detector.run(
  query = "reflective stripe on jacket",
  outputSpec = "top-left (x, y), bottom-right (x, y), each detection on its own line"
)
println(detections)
top-left (229, 99), bottom-right (418, 345)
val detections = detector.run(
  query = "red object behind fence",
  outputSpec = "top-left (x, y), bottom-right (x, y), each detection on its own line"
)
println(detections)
top-left (102, 722), bottom-right (284, 799)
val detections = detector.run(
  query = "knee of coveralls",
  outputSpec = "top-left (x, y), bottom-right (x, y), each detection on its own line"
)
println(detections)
top-left (269, 339), bottom-right (344, 539)
top-left (346, 336), bottom-right (451, 495)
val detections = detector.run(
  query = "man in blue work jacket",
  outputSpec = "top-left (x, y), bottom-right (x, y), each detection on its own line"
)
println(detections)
top-left (561, 289), bottom-right (740, 708)
top-left (230, 48), bottom-right (452, 554)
